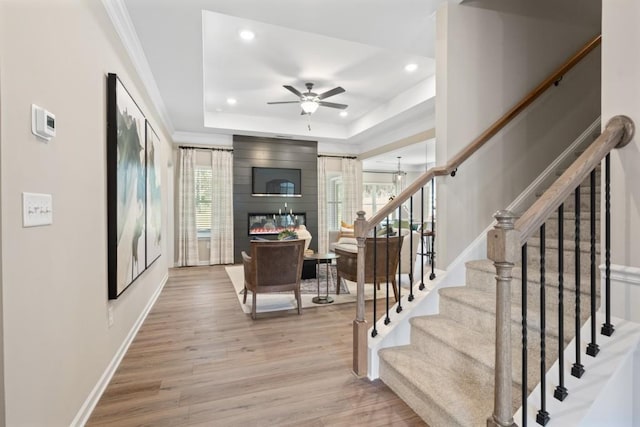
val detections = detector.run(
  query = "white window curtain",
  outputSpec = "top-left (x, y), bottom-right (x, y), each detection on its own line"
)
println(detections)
top-left (177, 148), bottom-right (199, 266)
top-left (209, 150), bottom-right (234, 264)
top-left (341, 157), bottom-right (363, 225)
top-left (317, 156), bottom-right (328, 254)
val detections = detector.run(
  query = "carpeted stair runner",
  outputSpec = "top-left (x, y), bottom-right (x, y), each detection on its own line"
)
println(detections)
top-left (379, 165), bottom-right (600, 426)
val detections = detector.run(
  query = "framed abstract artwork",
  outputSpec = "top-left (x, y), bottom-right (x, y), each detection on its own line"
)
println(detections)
top-left (107, 73), bottom-right (147, 299)
top-left (145, 120), bottom-right (162, 267)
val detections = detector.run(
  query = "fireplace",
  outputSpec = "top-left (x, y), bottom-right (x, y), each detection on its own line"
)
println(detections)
top-left (248, 213), bottom-right (307, 236)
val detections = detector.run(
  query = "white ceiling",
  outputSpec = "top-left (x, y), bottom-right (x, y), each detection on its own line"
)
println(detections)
top-left (117, 0), bottom-right (446, 165)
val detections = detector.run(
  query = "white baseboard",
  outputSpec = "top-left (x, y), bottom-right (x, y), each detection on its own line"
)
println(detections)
top-left (71, 273), bottom-right (168, 427)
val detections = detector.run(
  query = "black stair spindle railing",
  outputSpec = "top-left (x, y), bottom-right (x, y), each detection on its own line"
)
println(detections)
top-left (586, 169), bottom-right (600, 357)
top-left (396, 206), bottom-right (403, 313)
top-left (430, 177), bottom-right (436, 280)
top-left (536, 223), bottom-right (551, 426)
top-left (372, 233), bottom-right (378, 337)
top-left (408, 196), bottom-right (415, 301)
top-left (521, 243), bottom-right (529, 427)
top-left (419, 187), bottom-right (426, 291)
top-left (385, 230), bottom-right (391, 325)
top-left (554, 204), bottom-right (568, 401)
top-left (571, 186), bottom-right (585, 378)
top-left (602, 153), bottom-right (615, 336)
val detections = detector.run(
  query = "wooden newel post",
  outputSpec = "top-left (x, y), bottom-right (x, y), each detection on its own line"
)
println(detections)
top-left (353, 210), bottom-right (368, 377)
top-left (487, 210), bottom-right (519, 427)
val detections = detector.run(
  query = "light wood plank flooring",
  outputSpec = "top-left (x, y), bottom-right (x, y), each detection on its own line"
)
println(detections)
top-left (87, 265), bottom-right (427, 426)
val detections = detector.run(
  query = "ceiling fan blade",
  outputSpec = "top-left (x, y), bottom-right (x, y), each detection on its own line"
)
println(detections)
top-left (318, 101), bottom-right (348, 109)
top-left (267, 101), bottom-right (300, 105)
top-left (317, 86), bottom-right (345, 100)
top-left (283, 85), bottom-right (303, 97)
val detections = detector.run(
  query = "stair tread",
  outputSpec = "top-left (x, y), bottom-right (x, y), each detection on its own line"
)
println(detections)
top-left (379, 346), bottom-right (493, 426)
top-left (439, 286), bottom-right (566, 338)
top-left (410, 316), bottom-right (495, 371)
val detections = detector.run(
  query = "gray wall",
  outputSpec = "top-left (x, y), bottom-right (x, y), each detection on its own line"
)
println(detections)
top-left (0, 2), bottom-right (172, 425)
top-left (233, 136), bottom-right (318, 262)
top-left (435, 0), bottom-right (602, 266)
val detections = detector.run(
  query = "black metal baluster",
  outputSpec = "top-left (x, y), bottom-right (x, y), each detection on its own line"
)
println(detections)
top-left (397, 206), bottom-right (403, 313)
top-left (587, 169), bottom-right (600, 357)
top-left (430, 178), bottom-right (436, 280)
top-left (571, 186), bottom-right (585, 378)
top-left (409, 196), bottom-right (415, 301)
top-left (554, 204), bottom-right (568, 401)
top-left (522, 243), bottom-right (529, 427)
top-left (537, 224), bottom-right (550, 426)
top-left (372, 233), bottom-right (378, 337)
top-left (385, 230), bottom-right (391, 325)
top-left (420, 187), bottom-right (425, 291)
top-left (602, 154), bottom-right (615, 336)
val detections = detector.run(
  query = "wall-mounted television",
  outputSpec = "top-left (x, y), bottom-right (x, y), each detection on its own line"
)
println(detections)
top-left (252, 167), bottom-right (302, 197)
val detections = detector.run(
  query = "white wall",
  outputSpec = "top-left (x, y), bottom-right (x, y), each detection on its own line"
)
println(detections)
top-left (435, 0), bottom-right (601, 266)
top-left (0, 1), bottom-right (171, 425)
top-left (602, 0), bottom-right (640, 324)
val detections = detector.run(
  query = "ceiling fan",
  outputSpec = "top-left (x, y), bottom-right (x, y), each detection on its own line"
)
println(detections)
top-left (267, 83), bottom-right (348, 115)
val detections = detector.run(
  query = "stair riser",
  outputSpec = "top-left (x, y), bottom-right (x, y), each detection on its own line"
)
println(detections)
top-left (562, 196), bottom-right (600, 212)
top-left (466, 267), bottom-right (600, 313)
top-left (410, 322), bottom-right (561, 402)
top-left (379, 362), bottom-right (466, 427)
top-left (528, 250), bottom-right (599, 277)
top-left (466, 264), bottom-right (599, 297)
top-left (532, 217), bottom-right (600, 239)
top-left (411, 328), bottom-right (495, 391)
top-left (439, 285), bottom-right (595, 346)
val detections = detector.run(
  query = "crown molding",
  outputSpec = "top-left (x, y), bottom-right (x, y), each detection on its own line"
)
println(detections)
top-left (101, 0), bottom-right (175, 134)
top-left (172, 131), bottom-right (233, 147)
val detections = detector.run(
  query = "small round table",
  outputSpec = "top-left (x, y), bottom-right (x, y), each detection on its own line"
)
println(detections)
top-left (305, 253), bottom-right (340, 304)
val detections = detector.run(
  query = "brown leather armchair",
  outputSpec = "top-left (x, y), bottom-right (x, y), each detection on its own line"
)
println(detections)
top-left (334, 236), bottom-right (402, 302)
top-left (241, 239), bottom-right (306, 319)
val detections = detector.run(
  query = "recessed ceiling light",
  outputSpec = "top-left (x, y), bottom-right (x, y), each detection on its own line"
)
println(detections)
top-left (404, 63), bottom-right (418, 72)
top-left (340, 111), bottom-right (348, 117)
top-left (226, 98), bottom-right (237, 105)
top-left (239, 30), bottom-right (255, 41)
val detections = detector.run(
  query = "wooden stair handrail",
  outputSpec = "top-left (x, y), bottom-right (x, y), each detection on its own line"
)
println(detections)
top-left (515, 115), bottom-right (634, 243)
top-left (362, 34), bottom-right (602, 235)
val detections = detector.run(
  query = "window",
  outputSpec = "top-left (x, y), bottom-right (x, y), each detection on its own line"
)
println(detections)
top-left (362, 183), bottom-right (396, 218)
top-left (327, 175), bottom-right (342, 230)
top-left (194, 166), bottom-right (212, 233)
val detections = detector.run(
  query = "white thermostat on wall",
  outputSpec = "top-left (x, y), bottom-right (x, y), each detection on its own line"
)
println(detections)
top-left (31, 104), bottom-right (56, 140)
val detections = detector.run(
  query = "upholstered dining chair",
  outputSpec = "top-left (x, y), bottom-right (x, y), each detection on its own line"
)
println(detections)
top-left (241, 239), bottom-right (306, 320)
top-left (334, 236), bottom-right (402, 302)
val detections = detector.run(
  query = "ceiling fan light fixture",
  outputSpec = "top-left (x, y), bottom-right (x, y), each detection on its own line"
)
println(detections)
top-left (301, 99), bottom-right (319, 114)
top-left (339, 111), bottom-right (348, 117)
top-left (404, 63), bottom-right (418, 72)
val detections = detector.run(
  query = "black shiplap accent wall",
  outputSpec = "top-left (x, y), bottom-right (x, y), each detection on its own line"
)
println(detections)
top-left (233, 136), bottom-right (318, 263)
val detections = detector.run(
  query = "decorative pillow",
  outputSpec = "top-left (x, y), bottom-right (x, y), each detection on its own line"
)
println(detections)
top-left (337, 237), bottom-right (358, 246)
top-left (340, 221), bottom-right (354, 229)
top-left (338, 221), bottom-right (355, 238)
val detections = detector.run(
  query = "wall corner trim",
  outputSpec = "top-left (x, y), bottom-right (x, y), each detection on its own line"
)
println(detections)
top-left (70, 273), bottom-right (169, 426)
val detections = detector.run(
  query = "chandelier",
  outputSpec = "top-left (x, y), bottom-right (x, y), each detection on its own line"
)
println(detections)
top-left (392, 156), bottom-right (407, 188)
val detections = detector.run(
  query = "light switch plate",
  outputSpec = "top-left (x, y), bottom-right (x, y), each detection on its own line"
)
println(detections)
top-left (22, 192), bottom-right (53, 227)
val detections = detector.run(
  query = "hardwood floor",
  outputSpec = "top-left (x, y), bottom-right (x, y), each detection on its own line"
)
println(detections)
top-left (87, 265), bottom-right (427, 426)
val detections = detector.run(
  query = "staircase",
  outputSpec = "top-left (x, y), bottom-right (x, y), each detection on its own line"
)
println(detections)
top-left (378, 166), bottom-right (601, 426)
